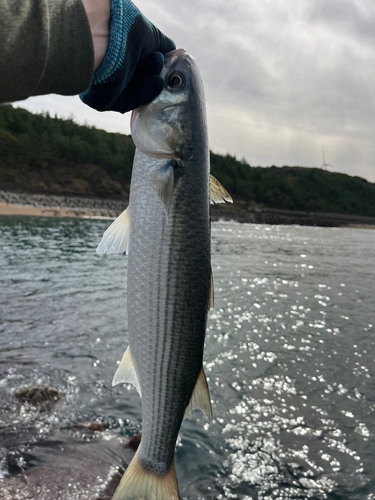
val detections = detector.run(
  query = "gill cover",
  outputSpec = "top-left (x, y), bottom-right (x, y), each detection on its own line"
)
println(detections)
top-left (131, 49), bottom-right (193, 160)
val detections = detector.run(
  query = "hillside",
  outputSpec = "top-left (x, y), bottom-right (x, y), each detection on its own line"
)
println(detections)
top-left (1, 104), bottom-right (375, 217)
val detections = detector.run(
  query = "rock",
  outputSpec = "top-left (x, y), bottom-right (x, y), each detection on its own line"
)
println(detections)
top-left (126, 433), bottom-right (142, 451)
top-left (74, 422), bottom-right (108, 433)
top-left (15, 385), bottom-right (63, 408)
top-left (0, 429), bottom-right (133, 500)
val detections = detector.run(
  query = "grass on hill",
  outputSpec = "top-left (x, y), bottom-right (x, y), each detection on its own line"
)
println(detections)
top-left (1, 104), bottom-right (375, 216)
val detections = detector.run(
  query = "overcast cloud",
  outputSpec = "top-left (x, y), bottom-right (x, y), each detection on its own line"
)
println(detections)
top-left (16, 0), bottom-right (375, 181)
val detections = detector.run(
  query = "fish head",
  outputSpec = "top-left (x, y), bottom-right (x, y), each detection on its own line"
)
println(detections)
top-left (131, 49), bottom-right (207, 161)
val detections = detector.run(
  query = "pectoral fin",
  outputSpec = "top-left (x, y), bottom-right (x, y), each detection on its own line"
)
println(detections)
top-left (112, 346), bottom-right (142, 397)
top-left (184, 367), bottom-right (212, 420)
top-left (96, 207), bottom-right (130, 254)
top-left (209, 175), bottom-right (233, 204)
top-left (154, 161), bottom-right (177, 220)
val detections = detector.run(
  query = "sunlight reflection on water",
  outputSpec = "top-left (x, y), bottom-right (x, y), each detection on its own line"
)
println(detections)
top-left (0, 217), bottom-right (374, 499)
top-left (205, 221), bottom-right (375, 499)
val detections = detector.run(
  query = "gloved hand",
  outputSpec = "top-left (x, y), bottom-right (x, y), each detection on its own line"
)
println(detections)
top-left (80, 0), bottom-right (175, 113)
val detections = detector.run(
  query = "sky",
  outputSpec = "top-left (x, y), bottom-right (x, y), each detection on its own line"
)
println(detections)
top-left (15, 0), bottom-right (375, 182)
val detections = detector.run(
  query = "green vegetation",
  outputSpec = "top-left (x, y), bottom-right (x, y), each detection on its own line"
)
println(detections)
top-left (1, 104), bottom-right (375, 216)
top-left (0, 104), bottom-right (135, 197)
top-left (210, 153), bottom-right (375, 215)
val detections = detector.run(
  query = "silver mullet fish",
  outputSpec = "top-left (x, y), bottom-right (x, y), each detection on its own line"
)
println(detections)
top-left (97, 49), bottom-right (232, 500)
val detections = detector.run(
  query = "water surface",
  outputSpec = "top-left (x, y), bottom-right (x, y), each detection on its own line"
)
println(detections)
top-left (0, 216), bottom-right (374, 499)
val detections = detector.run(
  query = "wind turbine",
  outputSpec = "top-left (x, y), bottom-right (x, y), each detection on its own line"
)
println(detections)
top-left (321, 146), bottom-right (333, 170)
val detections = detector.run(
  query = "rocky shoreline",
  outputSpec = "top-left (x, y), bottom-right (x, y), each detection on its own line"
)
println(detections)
top-left (1, 189), bottom-right (375, 228)
top-left (212, 204), bottom-right (375, 228)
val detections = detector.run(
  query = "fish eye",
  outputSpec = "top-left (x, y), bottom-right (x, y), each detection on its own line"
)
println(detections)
top-left (166, 72), bottom-right (186, 91)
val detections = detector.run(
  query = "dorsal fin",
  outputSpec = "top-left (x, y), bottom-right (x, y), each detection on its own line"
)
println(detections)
top-left (209, 175), bottom-right (233, 204)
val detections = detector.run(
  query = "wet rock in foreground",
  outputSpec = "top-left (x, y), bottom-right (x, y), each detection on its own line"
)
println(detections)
top-left (0, 429), bottom-right (135, 500)
top-left (15, 385), bottom-right (63, 409)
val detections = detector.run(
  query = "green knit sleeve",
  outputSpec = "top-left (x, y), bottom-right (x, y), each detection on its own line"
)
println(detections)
top-left (0, 0), bottom-right (94, 104)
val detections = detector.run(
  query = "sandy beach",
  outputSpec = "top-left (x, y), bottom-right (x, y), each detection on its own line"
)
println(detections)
top-left (0, 201), bottom-right (113, 219)
top-left (0, 190), bottom-right (126, 219)
top-left (1, 190), bottom-right (375, 228)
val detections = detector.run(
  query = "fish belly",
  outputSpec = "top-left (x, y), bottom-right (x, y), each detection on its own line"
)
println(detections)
top-left (127, 153), bottom-right (210, 476)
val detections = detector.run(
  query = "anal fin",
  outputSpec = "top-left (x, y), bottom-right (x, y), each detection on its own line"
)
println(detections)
top-left (112, 346), bottom-right (142, 397)
top-left (184, 367), bottom-right (212, 420)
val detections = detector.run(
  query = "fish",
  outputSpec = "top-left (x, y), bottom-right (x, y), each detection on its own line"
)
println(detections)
top-left (97, 48), bottom-right (232, 500)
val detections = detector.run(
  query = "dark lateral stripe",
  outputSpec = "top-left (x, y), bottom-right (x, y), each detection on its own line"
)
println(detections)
top-left (150, 212), bottom-right (176, 459)
top-left (156, 211), bottom-right (181, 461)
top-left (149, 219), bottom-right (164, 453)
top-left (148, 218), bottom-right (165, 458)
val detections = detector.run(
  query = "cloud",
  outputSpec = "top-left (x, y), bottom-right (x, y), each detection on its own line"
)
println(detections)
top-left (305, 0), bottom-right (375, 45)
top-left (15, 95), bottom-right (133, 136)
top-left (15, 0), bottom-right (375, 182)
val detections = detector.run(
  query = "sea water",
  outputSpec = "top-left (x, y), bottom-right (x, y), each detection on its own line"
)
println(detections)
top-left (0, 216), bottom-right (374, 499)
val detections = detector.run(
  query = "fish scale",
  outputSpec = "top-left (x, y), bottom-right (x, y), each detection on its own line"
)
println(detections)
top-left (127, 151), bottom-right (210, 475)
top-left (96, 49), bottom-right (232, 500)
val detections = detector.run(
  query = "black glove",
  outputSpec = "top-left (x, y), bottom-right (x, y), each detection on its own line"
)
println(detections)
top-left (80, 0), bottom-right (175, 113)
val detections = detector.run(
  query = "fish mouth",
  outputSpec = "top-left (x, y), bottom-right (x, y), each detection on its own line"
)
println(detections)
top-left (162, 48), bottom-right (187, 70)
top-left (130, 105), bottom-right (139, 136)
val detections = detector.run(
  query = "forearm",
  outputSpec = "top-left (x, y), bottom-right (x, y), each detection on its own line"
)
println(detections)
top-left (81, 0), bottom-right (110, 71)
top-left (0, 0), bottom-right (176, 113)
top-left (0, 0), bottom-right (94, 104)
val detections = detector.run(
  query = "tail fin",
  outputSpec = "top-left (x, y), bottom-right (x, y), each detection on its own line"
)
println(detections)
top-left (112, 449), bottom-right (180, 500)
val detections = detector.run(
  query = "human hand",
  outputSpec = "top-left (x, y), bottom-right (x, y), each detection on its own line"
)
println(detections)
top-left (80, 0), bottom-right (175, 113)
